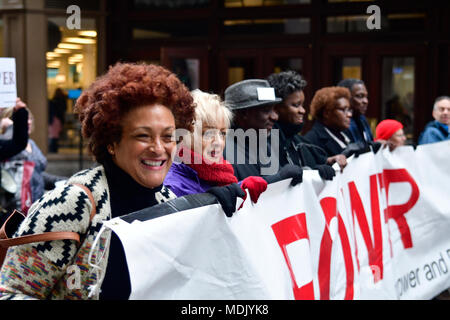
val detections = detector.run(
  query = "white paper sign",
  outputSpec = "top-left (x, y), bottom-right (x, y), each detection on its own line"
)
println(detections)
top-left (0, 58), bottom-right (17, 108)
top-left (257, 87), bottom-right (276, 101)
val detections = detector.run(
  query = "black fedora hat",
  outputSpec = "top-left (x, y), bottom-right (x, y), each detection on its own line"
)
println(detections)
top-left (224, 79), bottom-right (282, 111)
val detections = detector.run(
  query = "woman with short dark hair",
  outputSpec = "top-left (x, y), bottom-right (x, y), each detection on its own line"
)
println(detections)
top-left (304, 86), bottom-right (354, 157)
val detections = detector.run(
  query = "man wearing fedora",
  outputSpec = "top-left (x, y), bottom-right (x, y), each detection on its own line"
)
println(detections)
top-left (223, 79), bottom-right (283, 180)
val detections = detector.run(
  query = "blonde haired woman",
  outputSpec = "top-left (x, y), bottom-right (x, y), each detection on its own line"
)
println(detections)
top-left (164, 89), bottom-right (268, 214)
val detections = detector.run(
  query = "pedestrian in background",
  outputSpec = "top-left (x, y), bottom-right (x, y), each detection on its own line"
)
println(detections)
top-left (48, 88), bottom-right (67, 153)
top-left (418, 96), bottom-right (450, 145)
top-left (5, 108), bottom-right (66, 214)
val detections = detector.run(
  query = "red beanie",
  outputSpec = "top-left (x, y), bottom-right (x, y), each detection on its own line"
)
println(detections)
top-left (375, 119), bottom-right (403, 141)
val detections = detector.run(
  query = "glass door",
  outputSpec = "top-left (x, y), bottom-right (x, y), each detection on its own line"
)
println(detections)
top-left (218, 48), bottom-right (262, 93)
top-left (161, 47), bottom-right (209, 91)
top-left (381, 57), bottom-right (415, 142)
top-left (371, 45), bottom-right (426, 143)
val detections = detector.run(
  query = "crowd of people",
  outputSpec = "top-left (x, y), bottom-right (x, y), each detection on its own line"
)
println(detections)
top-left (0, 62), bottom-right (448, 300)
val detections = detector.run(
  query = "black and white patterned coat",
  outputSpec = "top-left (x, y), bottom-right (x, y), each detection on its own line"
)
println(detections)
top-left (0, 165), bottom-right (175, 300)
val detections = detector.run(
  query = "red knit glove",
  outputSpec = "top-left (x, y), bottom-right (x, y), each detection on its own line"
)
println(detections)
top-left (240, 176), bottom-right (268, 204)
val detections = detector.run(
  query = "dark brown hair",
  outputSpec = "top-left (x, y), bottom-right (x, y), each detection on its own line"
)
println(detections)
top-left (75, 62), bottom-right (195, 164)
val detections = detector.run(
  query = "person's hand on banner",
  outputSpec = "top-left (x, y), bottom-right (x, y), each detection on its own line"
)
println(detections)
top-left (316, 164), bottom-right (336, 180)
top-left (368, 141), bottom-right (382, 153)
top-left (207, 183), bottom-right (246, 217)
top-left (326, 154), bottom-right (347, 171)
top-left (341, 142), bottom-right (368, 158)
top-left (239, 176), bottom-right (268, 207)
top-left (264, 164), bottom-right (303, 186)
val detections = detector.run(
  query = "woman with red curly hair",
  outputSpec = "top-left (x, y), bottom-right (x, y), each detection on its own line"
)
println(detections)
top-left (0, 63), bottom-right (196, 300)
top-left (304, 86), bottom-right (354, 157)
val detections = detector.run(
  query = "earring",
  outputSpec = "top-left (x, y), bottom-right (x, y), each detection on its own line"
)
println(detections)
top-left (107, 146), bottom-right (114, 155)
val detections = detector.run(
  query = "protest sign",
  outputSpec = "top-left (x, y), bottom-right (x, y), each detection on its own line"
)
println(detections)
top-left (103, 140), bottom-right (450, 299)
top-left (0, 58), bottom-right (17, 108)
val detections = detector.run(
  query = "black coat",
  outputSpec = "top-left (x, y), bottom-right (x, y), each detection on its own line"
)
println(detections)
top-left (275, 122), bottom-right (328, 169)
top-left (223, 127), bottom-right (279, 181)
top-left (303, 121), bottom-right (350, 157)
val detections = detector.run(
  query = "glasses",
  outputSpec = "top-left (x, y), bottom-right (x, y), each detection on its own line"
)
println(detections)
top-left (336, 107), bottom-right (353, 114)
top-left (202, 129), bottom-right (227, 141)
top-left (392, 132), bottom-right (406, 138)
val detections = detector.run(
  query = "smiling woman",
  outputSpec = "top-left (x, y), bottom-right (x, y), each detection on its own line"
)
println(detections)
top-left (0, 62), bottom-right (195, 300)
top-left (110, 104), bottom-right (177, 189)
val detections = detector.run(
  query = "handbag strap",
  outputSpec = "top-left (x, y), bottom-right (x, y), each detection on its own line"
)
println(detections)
top-left (72, 183), bottom-right (97, 221)
top-left (0, 182), bottom-right (96, 248)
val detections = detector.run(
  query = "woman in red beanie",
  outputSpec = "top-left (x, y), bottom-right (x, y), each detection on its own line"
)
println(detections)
top-left (375, 119), bottom-right (406, 151)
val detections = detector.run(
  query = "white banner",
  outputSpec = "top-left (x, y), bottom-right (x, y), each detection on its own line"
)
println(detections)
top-left (104, 140), bottom-right (450, 300)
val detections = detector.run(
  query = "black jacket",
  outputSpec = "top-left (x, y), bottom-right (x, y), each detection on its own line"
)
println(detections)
top-left (223, 126), bottom-right (279, 181)
top-left (275, 122), bottom-right (328, 169)
top-left (303, 121), bottom-right (350, 157)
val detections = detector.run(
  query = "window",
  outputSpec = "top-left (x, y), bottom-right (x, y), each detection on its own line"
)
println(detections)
top-left (171, 58), bottom-right (200, 90)
top-left (327, 15), bottom-right (371, 33)
top-left (327, 13), bottom-right (427, 33)
top-left (224, 0), bottom-right (310, 7)
top-left (46, 17), bottom-right (97, 154)
top-left (133, 0), bottom-right (211, 9)
top-left (272, 58), bottom-right (303, 76)
top-left (381, 57), bottom-right (415, 141)
top-left (133, 20), bottom-right (209, 39)
top-left (333, 57), bottom-right (362, 85)
top-left (224, 18), bottom-right (310, 36)
top-left (227, 58), bottom-right (256, 86)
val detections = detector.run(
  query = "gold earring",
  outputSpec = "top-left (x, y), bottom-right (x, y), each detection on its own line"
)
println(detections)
top-left (108, 146), bottom-right (114, 155)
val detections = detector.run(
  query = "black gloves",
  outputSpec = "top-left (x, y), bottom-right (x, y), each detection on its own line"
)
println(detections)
top-left (207, 183), bottom-right (246, 217)
top-left (316, 164), bottom-right (336, 180)
top-left (264, 164), bottom-right (303, 186)
top-left (368, 141), bottom-right (382, 153)
top-left (341, 142), bottom-right (369, 158)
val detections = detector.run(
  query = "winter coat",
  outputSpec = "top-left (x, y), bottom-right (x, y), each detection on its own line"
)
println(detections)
top-left (223, 129), bottom-right (279, 181)
top-left (418, 120), bottom-right (450, 145)
top-left (345, 114), bottom-right (373, 145)
top-left (164, 162), bottom-right (212, 197)
top-left (8, 139), bottom-right (47, 204)
top-left (0, 165), bottom-right (175, 299)
top-left (275, 122), bottom-right (328, 169)
top-left (304, 121), bottom-right (351, 157)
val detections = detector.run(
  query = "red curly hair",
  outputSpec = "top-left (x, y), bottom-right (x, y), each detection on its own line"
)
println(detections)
top-left (309, 86), bottom-right (351, 120)
top-left (75, 62), bottom-right (195, 164)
